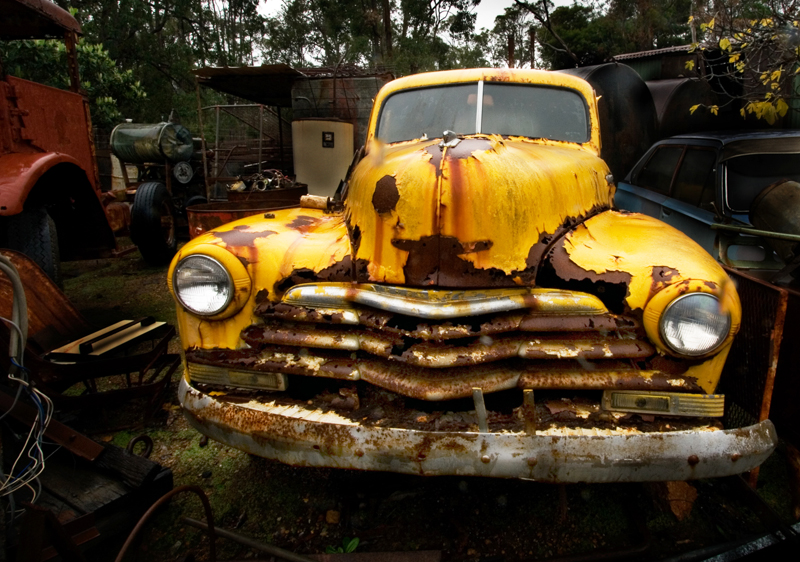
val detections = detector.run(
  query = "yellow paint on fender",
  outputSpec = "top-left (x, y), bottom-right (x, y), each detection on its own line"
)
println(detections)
top-left (169, 208), bottom-right (350, 350)
top-left (562, 211), bottom-right (730, 311)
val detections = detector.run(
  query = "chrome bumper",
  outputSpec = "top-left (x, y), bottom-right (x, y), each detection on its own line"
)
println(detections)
top-left (179, 376), bottom-right (777, 482)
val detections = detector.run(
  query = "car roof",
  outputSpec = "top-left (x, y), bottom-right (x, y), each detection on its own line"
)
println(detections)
top-left (670, 130), bottom-right (800, 143)
top-left (663, 130), bottom-right (800, 160)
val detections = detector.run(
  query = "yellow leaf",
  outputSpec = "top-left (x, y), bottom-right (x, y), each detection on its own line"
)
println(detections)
top-left (690, 104), bottom-right (701, 115)
top-left (728, 53), bottom-right (740, 63)
top-left (719, 37), bottom-right (731, 51)
top-left (710, 105), bottom-right (719, 116)
top-left (736, 62), bottom-right (745, 73)
top-left (708, 18), bottom-right (715, 29)
top-left (763, 105), bottom-right (777, 125)
top-left (688, 15), bottom-right (694, 24)
top-left (761, 18), bottom-right (773, 27)
top-left (777, 98), bottom-right (789, 117)
top-left (740, 107), bottom-right (746, 118)
top-left (685, 60), bottom-right (695, 71)
top-left (209, 391), bottom-right (227, 396)
top-left (771, 69), bottom-right (782, 81)
top-left (771, 82), bottom-right (780, 90)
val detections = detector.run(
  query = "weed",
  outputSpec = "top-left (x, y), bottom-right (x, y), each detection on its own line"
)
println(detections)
top-left (325, 536), bottom-right (360, 554)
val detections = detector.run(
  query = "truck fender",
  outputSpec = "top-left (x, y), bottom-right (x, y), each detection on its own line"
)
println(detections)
top-left (0, 152), bottom-right (90, 215)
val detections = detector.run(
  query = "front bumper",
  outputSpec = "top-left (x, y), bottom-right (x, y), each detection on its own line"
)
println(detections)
top-left (179, 376), bottom-right (777, 482)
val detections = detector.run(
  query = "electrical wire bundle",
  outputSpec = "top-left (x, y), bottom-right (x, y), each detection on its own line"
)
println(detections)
top-left (0, 254), bottom-right (54, 504)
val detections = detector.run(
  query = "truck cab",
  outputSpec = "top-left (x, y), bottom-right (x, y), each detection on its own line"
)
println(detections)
top-left (170, 68), bottom-right (775, 482)
top-left (0, 0), bottom-right (116, 281)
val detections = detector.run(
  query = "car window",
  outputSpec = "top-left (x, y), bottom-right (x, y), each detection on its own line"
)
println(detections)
top-left (376, 83), bottom-right (478, 143)
top-left (725, 153), bottom-right (800, 212)
top-left (481, 83), bottom-right (589, 143)
top-left (375, 82), bottom-right (589, 144)
top-left (672, 148), bottom-right (716, 209)
top-left (634, 146), bottom-right (683, 194)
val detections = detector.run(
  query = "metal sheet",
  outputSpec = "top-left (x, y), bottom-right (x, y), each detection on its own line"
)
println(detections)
top-left (179, 377), bottom-right (778, 482)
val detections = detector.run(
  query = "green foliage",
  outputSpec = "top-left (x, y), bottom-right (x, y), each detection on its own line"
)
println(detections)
top-left (688, 1), bottom-right (800, 124)
top-left (514, 0), bottom-right (693, 70)
top-left (0, 39), bottom-right (146, 130)
top-left (325, 536), bottom-right (360, 554)
top-left (260, 0), bottom-right (484, 75)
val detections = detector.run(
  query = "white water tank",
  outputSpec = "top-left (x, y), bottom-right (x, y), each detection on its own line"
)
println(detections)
top-left (292, 119), bottom-right (354, 197)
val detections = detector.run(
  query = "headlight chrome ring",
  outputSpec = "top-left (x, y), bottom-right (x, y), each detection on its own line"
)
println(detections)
top-left (659, 292), bottom-right (731, 357)
top-left (173, 254), bottom-right (234, 316)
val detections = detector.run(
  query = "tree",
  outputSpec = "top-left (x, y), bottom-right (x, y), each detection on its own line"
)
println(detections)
top-left (516, 0), bottom-right (694, 70)
top-left (0, 38), bottom-right (146, 130)
top-left (260, 0), bottom-right (484, 75)
top-left (55, 1), bottom-right (266, 127)
top-left (688, 1), bottom-right (800, 124)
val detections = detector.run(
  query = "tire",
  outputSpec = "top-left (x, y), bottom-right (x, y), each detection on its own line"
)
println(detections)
top-left (7, 208), bottom-right (61, 285)
top-left (131, 181), bottom-right (177, 266)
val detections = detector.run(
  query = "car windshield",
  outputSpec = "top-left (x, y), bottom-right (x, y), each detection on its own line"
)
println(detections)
top-left (375, 82), bottom-right (590, 144)
top-left (726, 153), bottom-right (800, 212)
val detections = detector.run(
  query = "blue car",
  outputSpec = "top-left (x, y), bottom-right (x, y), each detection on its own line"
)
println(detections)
top-left (615, 131), bottom-right (800, 273)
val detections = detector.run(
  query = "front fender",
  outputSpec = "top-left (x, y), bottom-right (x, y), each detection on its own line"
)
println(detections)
top-left (0, 152), bottom-right (87, 215)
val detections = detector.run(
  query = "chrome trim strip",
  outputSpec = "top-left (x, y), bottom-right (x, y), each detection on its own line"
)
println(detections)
top-left (476, 79), bottom-right (484, 133)
top-left (281, 283), bottom-right (608, 319)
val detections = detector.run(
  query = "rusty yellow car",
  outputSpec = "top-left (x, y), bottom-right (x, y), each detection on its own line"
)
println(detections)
top-left (169, 68), bottom-right (776, 482)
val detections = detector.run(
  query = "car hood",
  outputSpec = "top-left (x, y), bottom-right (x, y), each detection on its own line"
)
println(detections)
top-left (344, 135), bottom-right (614, 287)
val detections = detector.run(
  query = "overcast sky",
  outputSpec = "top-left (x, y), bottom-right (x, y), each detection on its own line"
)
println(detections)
top-left (261, 1), bottom-right (577, 32)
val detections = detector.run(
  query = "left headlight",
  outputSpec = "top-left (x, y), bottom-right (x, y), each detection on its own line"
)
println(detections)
top-left (659, 293), bottom-right (731, 356)
top-left (173, 255), bottom-right (233, 316)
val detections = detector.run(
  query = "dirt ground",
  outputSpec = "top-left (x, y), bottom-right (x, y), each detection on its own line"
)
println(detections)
top-left (59, 247), bottom-right (799, 562)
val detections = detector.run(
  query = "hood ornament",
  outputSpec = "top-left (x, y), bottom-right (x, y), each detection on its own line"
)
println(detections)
top-left (439, 130), bottom-right (461, 148)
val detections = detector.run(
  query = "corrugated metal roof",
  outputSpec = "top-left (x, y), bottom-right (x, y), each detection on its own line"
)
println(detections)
top-left (193, 64), bottom-right (394, 107)
top-left (613, 45), bottom-right (693, 61)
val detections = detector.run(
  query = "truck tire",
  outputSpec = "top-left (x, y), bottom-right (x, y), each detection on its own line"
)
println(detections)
top-left (131, 181), bottom-right (177, 266)
top-left (7, 208), bottom-right (61, 285)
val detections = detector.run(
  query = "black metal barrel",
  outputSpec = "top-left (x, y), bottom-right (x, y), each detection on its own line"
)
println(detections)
top-left (558, 63), bottom-right (658, 181)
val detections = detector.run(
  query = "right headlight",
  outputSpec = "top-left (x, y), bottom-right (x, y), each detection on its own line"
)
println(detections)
top-left (659, 292), bottom-right (731, 356)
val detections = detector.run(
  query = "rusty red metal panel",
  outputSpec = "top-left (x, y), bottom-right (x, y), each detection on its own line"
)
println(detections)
top-left (8, 77), bottom-right (95, 183)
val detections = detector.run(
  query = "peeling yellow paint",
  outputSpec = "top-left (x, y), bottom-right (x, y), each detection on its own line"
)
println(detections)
top-left (563, 211), bottom-right (728, 311)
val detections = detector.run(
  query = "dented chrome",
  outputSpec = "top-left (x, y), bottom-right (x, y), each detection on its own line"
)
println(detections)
top-left (180, 377), bottom-right (777, 482)
top-left (282, 283), bottom-right (609, 319)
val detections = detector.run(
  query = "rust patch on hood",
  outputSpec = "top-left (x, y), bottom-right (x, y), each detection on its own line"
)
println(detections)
top-left (288, 215), bottom-right (321, 232)
top-left (425, 144), bottom-right (443, 176)
top-left (216, 225), bottom-right (277, 247)
top-left (446, 138), bottom-right (492, 159)
top-left (392, 235), bottom-right (513, 287)
top-left (372, 175), bottom-right (400, 214)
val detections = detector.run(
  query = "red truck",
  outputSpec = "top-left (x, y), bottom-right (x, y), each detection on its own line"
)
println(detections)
top-left (0, 0), bottom-right (116, 281)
